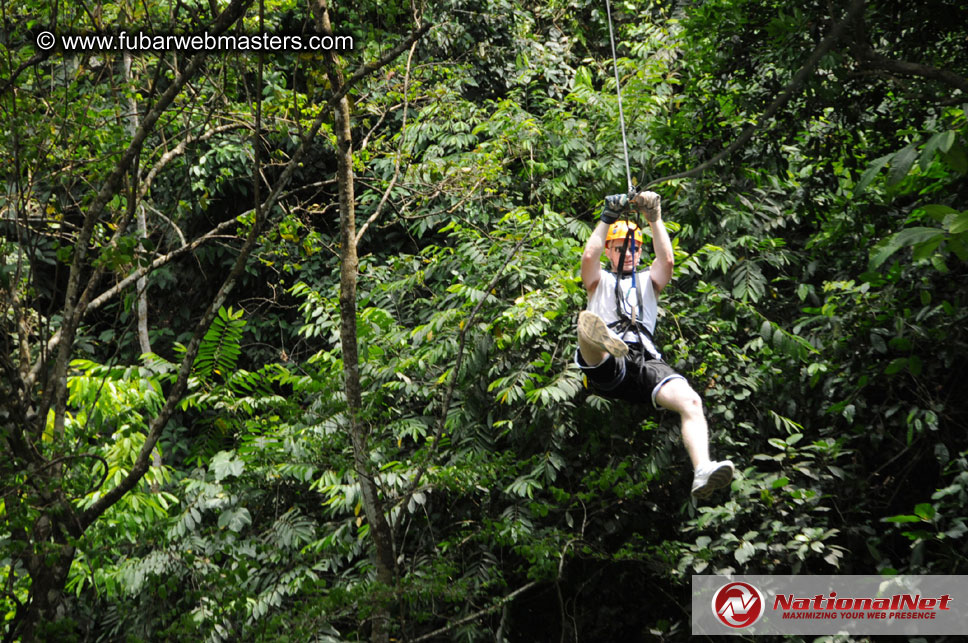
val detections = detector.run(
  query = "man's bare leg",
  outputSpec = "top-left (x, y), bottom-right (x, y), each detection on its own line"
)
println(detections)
top-left (654, 378), bottom-right (709, 468)
top-left (654, 378), bottom-right (733, 498)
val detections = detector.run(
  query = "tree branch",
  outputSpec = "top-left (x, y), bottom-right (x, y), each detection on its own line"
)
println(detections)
top-left (410, 581), bottom-right (540, 642)
top-left (79, 75), bottom-right (334, 530)
top-left (0, 51), bottom-right (52, 97)
top-left (329, 23), bottom-right (433, 108)
top-left (139, 123), bottom-right (249, 203)
top-left (356, 39), bottom-right (419, 244)
top-left (22, 171), bottom-right (334, 392)
top-left (643, 0), bottom-right (868, 188)
top-left (40, 0), bottom-right (255, 443)
top-left (853, 43), bottom-right (968, 95)
top-left (400, 209), bottom-right (540, 511)
top-left (121, 47), bottom-right (152, 357)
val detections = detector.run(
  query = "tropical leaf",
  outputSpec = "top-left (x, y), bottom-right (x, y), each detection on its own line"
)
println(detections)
top-left (854, 153), bottom-right (891, 196)
top-left (194, 306), bottom-right (246, 379)
top-left (869, 227), bottom-right (946, 269)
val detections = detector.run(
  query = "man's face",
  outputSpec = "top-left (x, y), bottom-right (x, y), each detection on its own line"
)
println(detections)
top-left (605, 239), bottom-right (642, 272)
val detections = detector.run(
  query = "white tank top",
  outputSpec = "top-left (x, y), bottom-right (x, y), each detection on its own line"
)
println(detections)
top-left (587, 270), bottom-right (661, 359)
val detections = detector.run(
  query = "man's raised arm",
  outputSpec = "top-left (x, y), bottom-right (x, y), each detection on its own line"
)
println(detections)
top-left (582, 194), bottom-right (626, 295)
top-left (633, 191), bottom-right (674, 294)
top-left (581, 220), bottom-right (609, 295)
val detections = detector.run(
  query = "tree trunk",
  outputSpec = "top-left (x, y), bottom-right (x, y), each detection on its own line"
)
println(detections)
top-left (335, 98), bottom-right (396, 643)
top-left (333, 64), bottom-right (397, 643)
top-left (9, 507), bottom-right (79, 642)
top-left (20, 547), bottom-right (75, 641)
top-left (312, 3), bottom-right (398, 641)
top-left (122, 50), bottom-right (152, 358)
top-left (123, 46), bottom-right (163, 490)
top-left (7, 3), bottom-right (255, 638)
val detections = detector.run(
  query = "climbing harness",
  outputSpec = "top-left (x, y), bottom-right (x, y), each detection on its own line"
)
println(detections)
top-left (608, 224), bottom-right (654, 349)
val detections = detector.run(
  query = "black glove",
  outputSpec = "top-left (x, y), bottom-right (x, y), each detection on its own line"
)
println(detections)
top-left (600, 193), bottom-right (628, 224)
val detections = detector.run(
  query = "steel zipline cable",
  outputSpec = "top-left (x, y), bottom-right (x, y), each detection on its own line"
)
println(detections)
top-left (604, 0), bottom-right (634, 195)
top-left (604, 0), bottom-right (649, 348)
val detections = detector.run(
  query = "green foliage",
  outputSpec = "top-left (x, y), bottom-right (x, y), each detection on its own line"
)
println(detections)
top-left (192, 306), bottom-right (246, 379)
top-left (4, 0), bottom-right (968, 641)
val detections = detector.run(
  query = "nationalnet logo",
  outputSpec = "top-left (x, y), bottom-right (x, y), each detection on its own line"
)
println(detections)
top-left (712, 581), bottom-right (765, 628)
top-left (694, 575), bottom-right (967, 636)
top-left (772, 590), bottom-right (952, 621)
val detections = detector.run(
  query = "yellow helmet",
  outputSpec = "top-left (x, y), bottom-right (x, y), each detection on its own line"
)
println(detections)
top-left (606, 220), bottom-right (643, 245)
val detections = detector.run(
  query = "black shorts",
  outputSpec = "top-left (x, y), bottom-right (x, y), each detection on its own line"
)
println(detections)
top-left (575, 346), bottom-right (685, 408)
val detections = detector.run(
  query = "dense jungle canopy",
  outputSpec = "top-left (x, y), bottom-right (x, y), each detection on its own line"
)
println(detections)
top-left (2, 0), bottom-right (967, 641)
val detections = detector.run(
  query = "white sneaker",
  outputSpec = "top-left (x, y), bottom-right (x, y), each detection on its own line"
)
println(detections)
top-left (691, 460), bottom-right (734, 499)
top-left (578, 311), bottom-right (628, 359)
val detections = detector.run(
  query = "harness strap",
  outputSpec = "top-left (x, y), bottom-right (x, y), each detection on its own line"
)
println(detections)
top-left (612, 227), bottom-right (644, 336)
top-left (606, 318), bottom-right (654, 342)
top-left (609, 227), bottom-right (657, 361)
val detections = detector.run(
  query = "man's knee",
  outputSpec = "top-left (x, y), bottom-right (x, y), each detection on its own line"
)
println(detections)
top-left (656, 378), bottom-right (703, 414)
top-left (681, 386), bottom-right (704, 415)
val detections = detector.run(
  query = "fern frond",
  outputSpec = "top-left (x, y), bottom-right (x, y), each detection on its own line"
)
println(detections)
top-left (194, 306), bottom-right (246, 379)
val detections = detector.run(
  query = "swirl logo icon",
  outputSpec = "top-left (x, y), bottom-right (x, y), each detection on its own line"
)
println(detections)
top-left (712, 581), bottom-right (765, 629)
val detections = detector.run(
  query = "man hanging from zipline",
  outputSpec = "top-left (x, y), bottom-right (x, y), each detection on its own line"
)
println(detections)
top-left (576, 190), bottom-right (734, 499)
